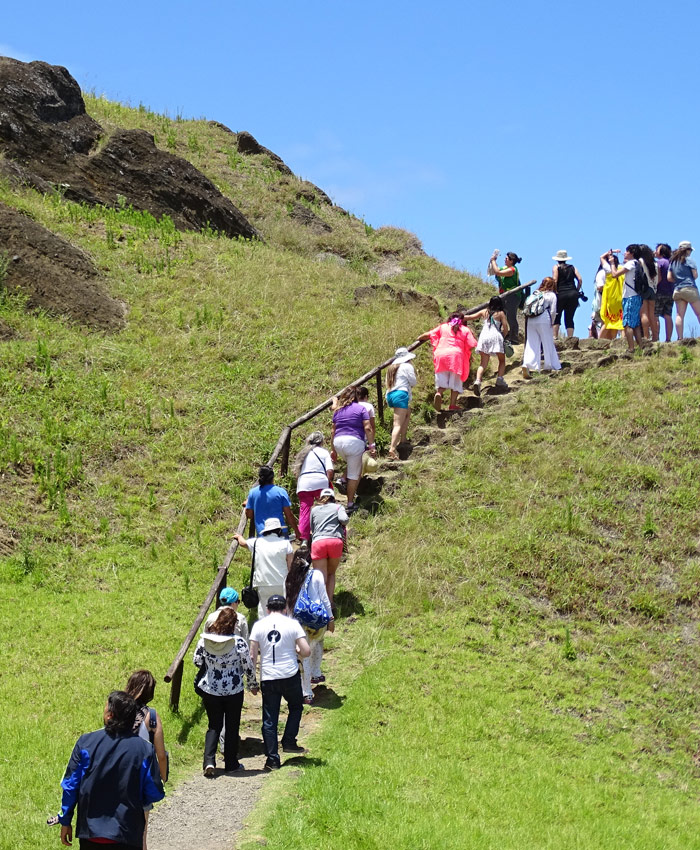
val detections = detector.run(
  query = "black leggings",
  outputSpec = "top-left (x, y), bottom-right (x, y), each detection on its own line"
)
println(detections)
top-left (554, 289), bottom-right (579, 330)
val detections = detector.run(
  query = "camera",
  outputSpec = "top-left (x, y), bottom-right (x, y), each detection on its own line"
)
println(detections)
top-left (577, 291), bottom-right (589, 302)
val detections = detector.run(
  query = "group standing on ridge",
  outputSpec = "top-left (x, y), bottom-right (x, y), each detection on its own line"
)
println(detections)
top-left (51, 235), bottom-right (697, 847)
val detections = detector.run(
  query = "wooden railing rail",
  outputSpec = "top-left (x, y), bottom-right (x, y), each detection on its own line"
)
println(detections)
top-left (164, 279), bottom-right (535, 709)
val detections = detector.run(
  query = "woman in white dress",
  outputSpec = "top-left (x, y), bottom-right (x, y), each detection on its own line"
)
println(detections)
top-left (471, 297), bottom-right (510, 394)
top-left (522, 278), bottom-right (561, 377)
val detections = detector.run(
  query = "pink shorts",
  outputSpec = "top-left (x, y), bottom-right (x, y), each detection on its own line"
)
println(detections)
top-left (311, 537), bottom-right (344, 560)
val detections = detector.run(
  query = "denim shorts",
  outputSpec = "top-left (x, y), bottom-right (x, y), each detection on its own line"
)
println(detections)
top-left (622, 295), bottom-right (642, 329)
top-left (386, 389), bottom-right (410, 409)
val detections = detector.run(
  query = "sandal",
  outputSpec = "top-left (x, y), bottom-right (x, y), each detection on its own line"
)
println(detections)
top-left (303, 696), bottom-right (314, 705)
top-left (387, 451), bottom-right (399, 461)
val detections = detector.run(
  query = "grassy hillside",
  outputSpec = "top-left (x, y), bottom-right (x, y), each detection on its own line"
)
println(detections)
top-left (240, 347), bottom-right (700, 849)
top-left (0, 97), bottom-right (487, 847)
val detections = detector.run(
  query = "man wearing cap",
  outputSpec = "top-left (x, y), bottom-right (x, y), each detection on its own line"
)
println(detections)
top-left (234, 518), bottom-right (294, 618)
top-left (249, 595), bottom-right (310, 771)
top-left (205, 587), bottom-right (249, 642)
top-left (245, 465), bottom-right (299, 539)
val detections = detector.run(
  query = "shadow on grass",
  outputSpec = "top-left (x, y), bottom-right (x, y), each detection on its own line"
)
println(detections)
top-left (175, 702), bottom-right (205, 744)
top-left (334, 589), bottom-right (365, 618)
top-left (312, 686), bottom-right (345, 710)
top-left (284, 755), bottom-right (327, 768)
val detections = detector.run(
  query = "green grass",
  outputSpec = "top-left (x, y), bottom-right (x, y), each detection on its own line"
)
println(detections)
top-left (239, 349), bottom-right (700, 849)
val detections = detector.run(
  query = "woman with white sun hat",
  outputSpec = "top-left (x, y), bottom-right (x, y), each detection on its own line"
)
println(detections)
top-left (551, 249), bottom-right (584, 339)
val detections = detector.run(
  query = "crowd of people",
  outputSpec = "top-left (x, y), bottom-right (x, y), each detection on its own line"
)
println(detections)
top-left (52, 237), bottom-right (697, 848)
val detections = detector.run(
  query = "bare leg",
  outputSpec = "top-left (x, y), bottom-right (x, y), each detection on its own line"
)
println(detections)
top-left (312, 557), bottom-right (329, 585)
top-left (399, 408), bottom-right (412, 444)
top-left (663, 314), bottom-right (673, 342)
top-left (389, 408), bottom-right (408, 457)
top-left (449, 389), bottom-right (459, 408)
top-left (552, 324), bottom-right (560, 341)
top-left (433, 387), bottom-right (445, 411)
top-left (641, 301), bottom-right (653, 340)
top-left (475, 353), bottom-right (489, 384)
top-left (566, 327), bottom-right (574, 338)
top-left (675, 301), bottom-right (688, 340)
top-left (624, 326), bottom-right (636, 352)
top-left (325, 556), bottom-right (341, 602)
top-left (496, 353), bottom-right (506, 377)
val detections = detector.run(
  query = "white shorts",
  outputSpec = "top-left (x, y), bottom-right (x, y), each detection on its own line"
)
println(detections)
top-left (434, 371), bottom-right (463, 392)
top-left (333, 434), bottom-right (365, 480)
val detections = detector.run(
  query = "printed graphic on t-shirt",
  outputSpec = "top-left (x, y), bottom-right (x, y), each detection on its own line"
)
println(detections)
top-left (267, 628), bottom-right (281, 664)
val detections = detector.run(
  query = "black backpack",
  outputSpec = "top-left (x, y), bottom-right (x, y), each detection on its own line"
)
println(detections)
top-left (632, 260), bottom-right (646, 295)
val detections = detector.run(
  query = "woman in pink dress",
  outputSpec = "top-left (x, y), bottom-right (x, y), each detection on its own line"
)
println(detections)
top-left (418, 312), bottom-right (478, 411)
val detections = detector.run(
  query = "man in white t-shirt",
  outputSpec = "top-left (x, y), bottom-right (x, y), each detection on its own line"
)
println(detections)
top-left (234, 518), bottom-right (293, 618)
top-left (249, 596), bottom-right (310, 771)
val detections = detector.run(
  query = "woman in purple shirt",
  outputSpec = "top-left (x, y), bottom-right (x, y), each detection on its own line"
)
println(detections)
top-left (330, 387), bottom-right (376, 514)
top-left (654, 243), bottom-right (673, 342)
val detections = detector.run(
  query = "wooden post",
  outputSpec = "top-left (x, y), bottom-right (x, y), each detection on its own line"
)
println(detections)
top-left (169, 659), bottom-right (183, 712)
top-left (279, 429), bottom-right (291, 477)
top-left (376, 371), bottom-right (384, 425)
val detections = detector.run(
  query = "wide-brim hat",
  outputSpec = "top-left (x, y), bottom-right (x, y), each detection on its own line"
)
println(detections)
top-left (393, 346), bottom-right (416, 364)
top-left (678, 240), bottom-right (694, 251)
top-left (261, 517), bottom-right (283, 534)
top-left (552, 249), bottom-right (573, 262)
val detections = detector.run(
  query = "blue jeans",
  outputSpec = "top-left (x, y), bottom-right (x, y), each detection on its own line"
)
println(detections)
top-left (261, 672), bottom-right (303, 763)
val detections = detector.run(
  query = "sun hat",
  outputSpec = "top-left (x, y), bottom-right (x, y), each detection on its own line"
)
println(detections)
top-left (362, 452), bottom-right (379, 474)
top-left (552, 249), bottom-right (573, 262)
top-left (219, 587), bottom-right (239, 605)
top-left (320, 488), bottom-right (335, 499)
top-left (678, 240), bottom-right (694, 251)
top-left (261, 517), bottom-right (283, 534)
top-left (393, 346), bottom-right (416, 364)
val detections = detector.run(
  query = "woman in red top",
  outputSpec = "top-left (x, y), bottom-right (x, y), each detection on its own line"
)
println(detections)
top-left (418, 312), bottom-right (478, 411)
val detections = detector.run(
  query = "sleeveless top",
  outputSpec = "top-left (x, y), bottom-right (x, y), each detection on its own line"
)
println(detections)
top-left (556, 264), bottom-right (577, 292)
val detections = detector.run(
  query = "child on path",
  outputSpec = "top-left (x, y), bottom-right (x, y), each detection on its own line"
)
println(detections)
top-left (470, 297), bottom-right (510, 395)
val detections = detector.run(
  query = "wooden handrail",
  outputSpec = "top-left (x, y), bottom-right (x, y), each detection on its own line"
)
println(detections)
top-left (163, 279), bottom-right (535, 709)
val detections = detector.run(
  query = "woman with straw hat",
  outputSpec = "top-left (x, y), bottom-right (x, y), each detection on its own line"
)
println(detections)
top-left (551, 249), bottom-right (583, 339)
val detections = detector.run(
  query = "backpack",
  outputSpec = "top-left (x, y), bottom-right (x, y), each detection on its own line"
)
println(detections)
top-left (523, 290), bottom-right (546, 317)
top-left (632, 260), bottom-right (646, 295)
top-left (293, 570), bottom-right (330, 631)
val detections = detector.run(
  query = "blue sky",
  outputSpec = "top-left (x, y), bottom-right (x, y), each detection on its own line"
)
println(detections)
top-left (4, 0), bottom-right (699, 334)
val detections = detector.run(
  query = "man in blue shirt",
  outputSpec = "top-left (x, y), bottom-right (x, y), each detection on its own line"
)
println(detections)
top-left (245, 465), bottom-right (298, 538)
top-left (57, 691), bottom-right (164, 849)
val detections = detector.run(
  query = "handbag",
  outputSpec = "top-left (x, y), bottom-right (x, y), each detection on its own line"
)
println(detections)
top-left (293, 570), bottom-right (330, 631)
top-left (503, 339), bottom-right (514, 358)
top-left (241, 540), bottom-right (259, 609)
top-left (194, 659), bottom-right (207, 698)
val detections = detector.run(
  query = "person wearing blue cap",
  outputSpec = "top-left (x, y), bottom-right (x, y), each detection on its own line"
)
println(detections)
top-left (204, 586), bottom-right (249, 642)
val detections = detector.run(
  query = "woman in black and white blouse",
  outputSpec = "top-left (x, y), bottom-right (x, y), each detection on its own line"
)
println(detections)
top-left (193, 608), bottom-right (258, 776)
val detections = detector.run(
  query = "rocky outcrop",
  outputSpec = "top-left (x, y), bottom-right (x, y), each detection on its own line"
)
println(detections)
top-left (353, 282), bottom-right (439, 313)
top-left (0, 202), bottom-right (127, 330)
top-left (62, 129), bottom-right (259, 239)
top-left (0, 57), bottom-right (258, 240)
top-left (289, 202), bottom-right (332, 233)
top-left (236, 130), bottom-right (292, 176)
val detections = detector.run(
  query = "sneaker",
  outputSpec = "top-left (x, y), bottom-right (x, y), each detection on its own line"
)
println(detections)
top-left (310, 675), bottom-right (325, 684)
top-left (495, 377), bottom-right (509, 388)
top-left (203, 764), bottom-right (216, 778)
top-left (282, 743), bottom-right (308, 754)
top-left (335, 477), bottom-right (347, 495)
top-left (346, 502), bottom-right (357, 515)
top-left (473, 382), bottom-right (481, 397)
top-left (303, 695), bottom-right (314, 705)
top-left (225, 762), bottom-right (244, 773)
top-left (264, 759), bottom-right (281, 771)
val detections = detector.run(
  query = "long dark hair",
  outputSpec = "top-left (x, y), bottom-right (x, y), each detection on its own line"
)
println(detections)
top-left (105, 691), bottom-right (138, 736)
top-left (285, 549), bottom-right (311, 612)
top-left (258, 465), bottom-right (274, 486)
top-left (656, 243), bottom-right (672, 260)
top-left (634, 244), bottom-right (657, 283)
top-left (488, 296), bottom-right (504, 315)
